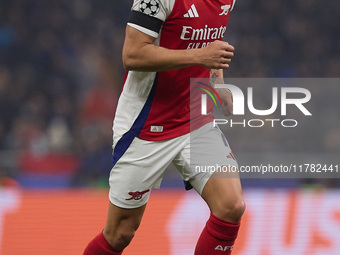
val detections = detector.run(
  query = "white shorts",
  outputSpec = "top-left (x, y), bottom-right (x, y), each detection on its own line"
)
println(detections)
top-left (109, 122), bottom-right (238, 209)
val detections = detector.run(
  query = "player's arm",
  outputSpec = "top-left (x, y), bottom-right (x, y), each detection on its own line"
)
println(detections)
top-left (122, 25), bottom-right (235, 72)
top-left (210, 69), bottom-right (233, 116)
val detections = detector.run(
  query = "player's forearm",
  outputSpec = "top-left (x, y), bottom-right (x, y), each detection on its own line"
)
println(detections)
top-left (210, 69), bottom-right (224, 87)
top-left (122, 25), bottom-right (234, 72)
top-left (123, 43), bottom-right (202, 72)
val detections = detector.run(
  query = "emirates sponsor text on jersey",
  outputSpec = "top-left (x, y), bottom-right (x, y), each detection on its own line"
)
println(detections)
top-left (180, 25), bottom-right (227, 49)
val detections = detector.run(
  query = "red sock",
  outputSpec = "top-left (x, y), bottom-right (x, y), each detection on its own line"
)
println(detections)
top-left (83, 232), bottom-right (123, 255)
top-left (194, 213), bottom-right (240, 255)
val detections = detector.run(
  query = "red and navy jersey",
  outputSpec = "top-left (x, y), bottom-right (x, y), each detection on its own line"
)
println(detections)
top-left (113, 0), bottom-right (236, 141)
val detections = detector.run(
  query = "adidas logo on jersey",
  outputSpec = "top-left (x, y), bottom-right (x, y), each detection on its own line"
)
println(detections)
top-left (183, 4), bottom-right (199, 18)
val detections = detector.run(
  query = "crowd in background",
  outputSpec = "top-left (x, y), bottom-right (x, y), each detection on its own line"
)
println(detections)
top-left (0, 0), bottom-right (339, 187)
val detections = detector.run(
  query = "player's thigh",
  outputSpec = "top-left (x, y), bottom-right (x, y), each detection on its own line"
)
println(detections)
top-left (174, 123), bottom-right (239, 194)
top-left (174, 123), bottom-right (245, 221)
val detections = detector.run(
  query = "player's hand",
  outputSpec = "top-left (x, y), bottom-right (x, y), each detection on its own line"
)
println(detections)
top-left (215, 88), bottom-right (233, 116)
top-left (199, 41), bottom-right (234, 69)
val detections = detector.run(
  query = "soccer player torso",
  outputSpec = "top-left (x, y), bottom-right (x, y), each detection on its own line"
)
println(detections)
top-left (162, 0), bottom-right (232, 50)
top-left (114, 0), bottom-right (235, 141)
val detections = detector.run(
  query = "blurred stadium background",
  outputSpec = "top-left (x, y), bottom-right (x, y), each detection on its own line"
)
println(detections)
top-left (0, 0), bottom-right (339, 254)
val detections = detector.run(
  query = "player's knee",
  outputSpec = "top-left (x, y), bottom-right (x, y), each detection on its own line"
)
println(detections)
top-left (232, 198), bottom-right (246, 221)
top-left (103, 228), bottom-right (136, 250)
top-left (104, 229), bottom-right (136, 249)
top-left (115, 229), bottom-right (136, 247)
top-left (215, 196), bottom-right (246, 223)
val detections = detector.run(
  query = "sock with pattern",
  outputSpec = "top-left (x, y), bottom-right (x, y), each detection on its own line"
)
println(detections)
top-left (194, 213), bottom-right (240, 255)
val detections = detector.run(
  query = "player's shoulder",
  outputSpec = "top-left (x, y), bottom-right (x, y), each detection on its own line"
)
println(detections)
top-left (131, 0), bottom-right (176, 21)
top-left (128, 0), bottom-right (176, 38)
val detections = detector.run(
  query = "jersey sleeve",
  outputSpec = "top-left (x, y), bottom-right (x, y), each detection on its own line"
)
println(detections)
top-left (127, 0), bottom-right (175, 38)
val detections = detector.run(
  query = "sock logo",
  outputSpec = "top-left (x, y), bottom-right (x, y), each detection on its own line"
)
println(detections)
top-left (215, 245), bottom-right (233, 251)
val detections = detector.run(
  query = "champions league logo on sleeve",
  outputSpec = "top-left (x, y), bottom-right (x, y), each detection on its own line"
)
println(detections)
top-left (139, 0), bottom-right (160, 16)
